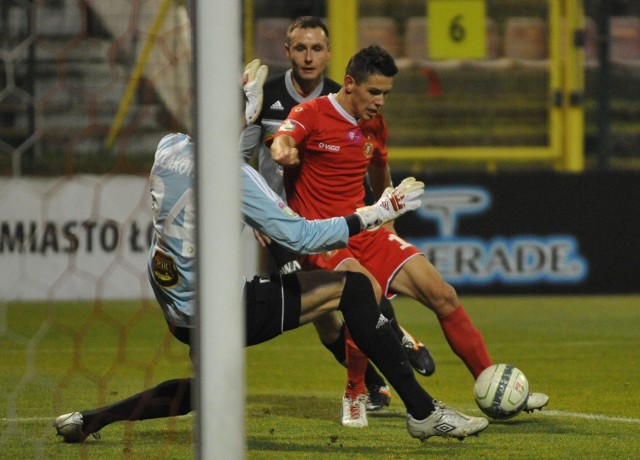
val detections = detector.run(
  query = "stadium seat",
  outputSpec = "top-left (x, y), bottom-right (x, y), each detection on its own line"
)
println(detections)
top-left (504, 17), bottom-right (548, 61)
top-left (358, 17), bottom-right (400, 58)
top-left (253, 18), bottom-right (290, 67)
top-left (584, 17), bottom-right (599, 63)
top-left (610, 16), bottom-right (640, 62)
top-left (485, 18), bottom-right (500, 60)
top-left (404, 16), bottom-right (428, 63)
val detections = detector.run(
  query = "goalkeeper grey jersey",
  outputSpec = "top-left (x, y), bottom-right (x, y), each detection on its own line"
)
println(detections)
top-left (149, 132), bottom-right (349, 328)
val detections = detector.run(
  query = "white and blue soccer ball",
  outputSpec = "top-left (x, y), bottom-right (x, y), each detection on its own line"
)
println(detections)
top-left (474, 363), bottom-right (529, 419)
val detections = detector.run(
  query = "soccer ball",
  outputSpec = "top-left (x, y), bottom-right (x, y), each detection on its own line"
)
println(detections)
top-left (474, 363), bottom-right (529, 419)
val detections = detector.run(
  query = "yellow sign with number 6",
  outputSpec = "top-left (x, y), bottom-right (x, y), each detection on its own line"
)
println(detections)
top-left (428, 0), bottom-right (486, 59)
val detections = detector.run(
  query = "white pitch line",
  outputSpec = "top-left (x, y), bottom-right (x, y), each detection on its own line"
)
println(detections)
top-left (542, 410), bottom-right (640, 424)
top-left (1, 416), bottom-right (53, 423)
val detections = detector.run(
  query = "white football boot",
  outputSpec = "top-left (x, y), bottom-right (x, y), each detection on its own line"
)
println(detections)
top-left (407, 401), bottom-right (489, 441)
top-left (341, 393), bottom-right (369, 428)
top-left (53, 412), bottom-right (86, 443)
top-left (524, 392), bottom-right (549, 413)
top-left (53, 412), bottom-right (101, 443)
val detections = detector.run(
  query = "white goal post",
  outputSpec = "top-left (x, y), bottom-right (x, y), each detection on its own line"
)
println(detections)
top-left (193, 1), bottom-right (244, 458)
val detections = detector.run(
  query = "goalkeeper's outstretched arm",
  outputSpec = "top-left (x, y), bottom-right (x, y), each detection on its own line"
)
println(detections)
top-left (241, 163), bottom-right (424, 255)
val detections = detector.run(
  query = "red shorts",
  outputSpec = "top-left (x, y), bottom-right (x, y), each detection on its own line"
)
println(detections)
top-left (301, 227), bottom-right (423, 297)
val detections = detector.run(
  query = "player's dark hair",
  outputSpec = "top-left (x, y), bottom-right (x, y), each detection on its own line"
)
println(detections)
top-left (287, 16), bottom-right (330, 45)
top-left (345, 45), bottom-right (398, 84)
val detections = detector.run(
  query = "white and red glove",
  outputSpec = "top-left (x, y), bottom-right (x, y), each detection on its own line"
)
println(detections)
top-left (243, 59), bottom-right (268, 125)
top-left (355, 177), bottom-right (425, 230)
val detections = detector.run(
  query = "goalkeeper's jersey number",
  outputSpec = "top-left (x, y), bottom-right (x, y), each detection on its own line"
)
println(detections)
top-left (150, 174), bottom-right (195, 259)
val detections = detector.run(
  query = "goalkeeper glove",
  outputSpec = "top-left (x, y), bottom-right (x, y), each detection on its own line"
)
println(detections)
top-left (243, 59), bottom-right (268, 125)
top-left (355, 177), bottom-right (425, 230)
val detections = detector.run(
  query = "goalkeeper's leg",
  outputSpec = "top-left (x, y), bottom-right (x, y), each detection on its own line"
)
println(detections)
top-left (54, 378), bottom-right (192, 442)
top-left (294, 271), bottom-right (434, 421)
top-left (315, 314), bottom-right (390, 411)
top-left (379, 297), bottom-right (436, 377)
top-left (268, 240), bottom-right (391, 399)
top-left (54, 323), bottom-right (194, 443)
top-left (336, 272), bottom-right (434, 420)
top-left (83, 378), bottom-right (192, 433)
top-left (269, 239), bottom-right (434, 382)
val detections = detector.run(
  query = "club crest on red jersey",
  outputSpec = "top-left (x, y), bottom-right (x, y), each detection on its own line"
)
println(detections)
top-left (363, 141), bottom-right (374, 158)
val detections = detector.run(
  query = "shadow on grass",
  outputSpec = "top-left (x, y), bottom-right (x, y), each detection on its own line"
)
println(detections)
top-left (247, 393), bottom-right (338, 422)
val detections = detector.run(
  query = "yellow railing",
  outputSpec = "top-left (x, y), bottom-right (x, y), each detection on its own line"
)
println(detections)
top-left (106, 0), bottom-right (174, 148)
top-left (244, 0), bottom-right (586, 172)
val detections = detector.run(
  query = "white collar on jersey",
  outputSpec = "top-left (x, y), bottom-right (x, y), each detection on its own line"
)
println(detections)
top-left (285, 69), bottom-right (326, 103)
top-left (328, 93), bottom-right (358, 124)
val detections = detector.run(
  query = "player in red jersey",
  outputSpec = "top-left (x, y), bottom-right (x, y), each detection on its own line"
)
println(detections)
top-left (270, 45), bottom-right (549, 426)
top-left (252, 16), bottom-right (435, 413)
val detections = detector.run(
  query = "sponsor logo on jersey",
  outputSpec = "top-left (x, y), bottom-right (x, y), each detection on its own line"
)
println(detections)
top-left (152, 249), bottom-right (179, 288)
top-left (279, 120), bottom-right (296, 132)
top-left (363, 141), bottom-right (374, 158)
top-left (347, 130), bottom-right (362, 143)
top-left (270, 100), bottom-right (285, 111)
top-left (277, 201), bottom-right (298, 217)
top-left (318, 142), bottom-right (340, 152)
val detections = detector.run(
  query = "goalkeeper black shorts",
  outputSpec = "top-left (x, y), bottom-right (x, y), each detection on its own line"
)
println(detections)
top-left (244, 273), bottom-right (301, 346)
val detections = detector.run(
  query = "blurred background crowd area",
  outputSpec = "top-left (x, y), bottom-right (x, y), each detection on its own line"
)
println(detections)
top-left (1, 0), bottom-right (640, 176)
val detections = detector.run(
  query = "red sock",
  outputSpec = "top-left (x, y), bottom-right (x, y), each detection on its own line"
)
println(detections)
top-left (439, 306), bottom-right (493, 379)
top-left (344, 327), bottom-right (368, 398)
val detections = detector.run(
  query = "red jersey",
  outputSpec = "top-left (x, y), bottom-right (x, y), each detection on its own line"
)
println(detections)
top-left (274, 94), bottom-right (388, 219)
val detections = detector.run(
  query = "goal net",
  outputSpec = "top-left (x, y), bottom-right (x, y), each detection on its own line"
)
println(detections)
top-left (1, 0), bottom-right (242, 457)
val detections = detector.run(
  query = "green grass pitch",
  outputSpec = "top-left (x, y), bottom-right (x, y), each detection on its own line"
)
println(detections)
top-left (1, 295), bottom-right (639, 458)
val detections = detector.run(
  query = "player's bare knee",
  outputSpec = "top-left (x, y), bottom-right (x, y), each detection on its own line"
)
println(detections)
top-left (336, 260), bottom-right (381, 300)
top-left (425, 281), bottom-right (459, 313)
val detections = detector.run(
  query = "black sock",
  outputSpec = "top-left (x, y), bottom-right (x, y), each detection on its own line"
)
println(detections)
top-left (379, 296), bottom-right (406, 343)
top-left (339, 272), bottom-right (433, 419)
top-left (365, 363), bottom-right (386, 390)
top-left (81, 378), bottom-right (192, 434)
top-left (322, 322), bottom-right (347, 366)
top-left (322, 322), bottom-right (387, 389)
